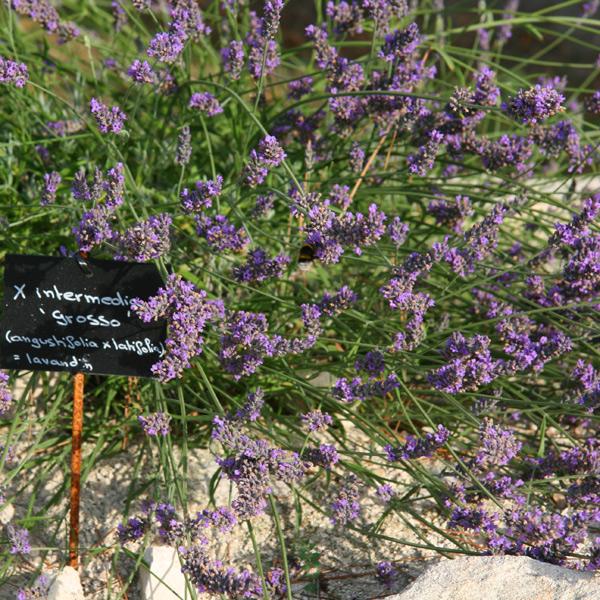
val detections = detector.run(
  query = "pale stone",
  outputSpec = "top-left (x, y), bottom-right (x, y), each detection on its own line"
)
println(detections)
top-left (394, 555), bottom-right (599, 600)
top-left (0, 502), bottom-right (15, 524)
top-left (48, 566), bottom-right (85, 600)
top-left (139, 545), bottom-right (189, 600)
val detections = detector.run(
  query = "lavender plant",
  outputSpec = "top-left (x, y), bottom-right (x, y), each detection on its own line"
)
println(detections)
top-left (1, 0), bottom-right (600, 598)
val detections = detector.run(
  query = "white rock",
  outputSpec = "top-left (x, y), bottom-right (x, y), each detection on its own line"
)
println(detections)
top-left (48, 566), bottom-right (85, 600)
top-left (394, 555), bottom-right (599, 600)
top-left (0, 502), bottom-right (15, 524)
top-left (139, 545), bottom-right (189, 600)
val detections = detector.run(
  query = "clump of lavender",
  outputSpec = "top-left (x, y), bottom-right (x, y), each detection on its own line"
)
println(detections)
top-left (138, 412), bottom-right (171, 436)
top-left (40, 171), bottom-right (61, 206)
top-left (131, 274), bottom-right (225, 382)
top-left (189, 92), bottom-right (223, 117)
top-left (232, 249), bottom-right (290, 283)
top-left (89, 97), bottom-right (127, 134)
top-left (0, 55), bottom-right (28, 87)
top-left (212, 406), bottom-right (306, 520)
top-left (181, 175), bottom-right (223, 213)
top-left (113, 213), bottom-right (172, 262)
top-left (504, 85), bottom-right (565, 125)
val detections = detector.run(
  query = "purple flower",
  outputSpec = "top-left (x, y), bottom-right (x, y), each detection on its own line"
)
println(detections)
top-left (330, 474), bottom-right (361, 524)
top-left (244, 136), bottom-right (286, 187)
top-left (585, 91), bottom-right (600, 115)
top-left (362, 0), bottom-right (409, 33)
top-left (497, 0), bottom-right (520, 44)
top-left (326, 1), bottom-right (364, 35)
top-left (305, 443), bottom-right (340, 469)
top-left (328, 184), bottom-right (352, 210)
top-left (251, 193), bottom-right (275, 218)
top-left (332, 373), bottom-right (399, 403)
top-left (175, 125), bottom-right (192, 166)
top-left (474, 419), bottom-right (522, 470)
top-left (407, 130), bottom-right (444, 176)
top-left (132, 274), bottom-right (224, 382)
top-left (221, 40), bottom-right (244, 80)
top-left (263, 0), bottom-right (283, 39)
top-left (147, 30), bottom-right (186, 64)
top-left (7, 525), bottom-right (31, 555)
top-left (376, 483), bottom-right (396, 503)
top-left (190, 506), bottom-right (238, 536)
top-left (385, 424), bottom-right (450, 461)
top-left (117, 516), bottom-right (148, 545)
top-left (138, 412), bottom-right (171, 436)
top-left (232, 249), bottom-right (290, 283)
top-left (288, 76), bottom-right (313, 99)
top-left (318, 286), bottom-right (358, 316)
top-left (379, 23), bottom-right (421, 62)
top-left (113, 213), bottom-right (172, 262)
top-left (376, 561), bottom-right (397, 588)
top-left (428, 333), bottom-right (499, 394)
top-left (349, 142), bottom-right (365, 172)
top-left (195, 214), bottom-right (248, 252)
top-left (582, 0), bottom-right (599, 17)
top-left (301, 409), bottom-right (333, 432)
top-left (41, 171), bottom-right (61, 206)
top-left (480, 134), bottom-right (532, 172)
top-left (89, 97), bottom-right (127, 134)
top-left (235, 388), bottom-right (265, 422)
top-left (0, 55), bottom-right (28, 87)
top-left (218, 311), bottom-right (273, 379)
top-left (504, 85), bottom-right (565, 125)
top-left (127, 59), bottom-right (156, 84)
top-left (354, 350), bottom-right (385, 378)
top-left (181, 545), bottom-right (263, 597)
top-left (73, 205), bottom-right (116, 253)
top-left (189, 92), bottom-right (223, 117)
top-left (112, 1), bottom-right (127, 31)
top-left (428, 195), bottom-right (473, 233)
top-left (16, 575), bottom-right (50, 600)
top-left (181, 175), bottom-right (223, 213)
top-left (212, 414), bottom-right (306, 519)
top-left (443, 204), bottom-right (509, 276)
top-left (387, 217), bottom-right (409, 248)
top-left (8, 0), bottom-right (79, 43)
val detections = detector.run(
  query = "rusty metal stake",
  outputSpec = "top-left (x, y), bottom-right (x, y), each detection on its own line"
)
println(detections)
top-left (69, 371), bottom-right (84, 568)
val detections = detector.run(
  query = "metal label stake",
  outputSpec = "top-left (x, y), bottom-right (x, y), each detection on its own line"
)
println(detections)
top-left (69, 370), bottom-right (84, 568)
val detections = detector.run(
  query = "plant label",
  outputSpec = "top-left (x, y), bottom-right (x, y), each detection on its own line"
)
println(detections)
top-left (0, 254), bottom-right (167, 377)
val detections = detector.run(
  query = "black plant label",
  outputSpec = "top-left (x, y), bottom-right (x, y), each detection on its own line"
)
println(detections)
top-left (0, 254), bottom-right (166, 377)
